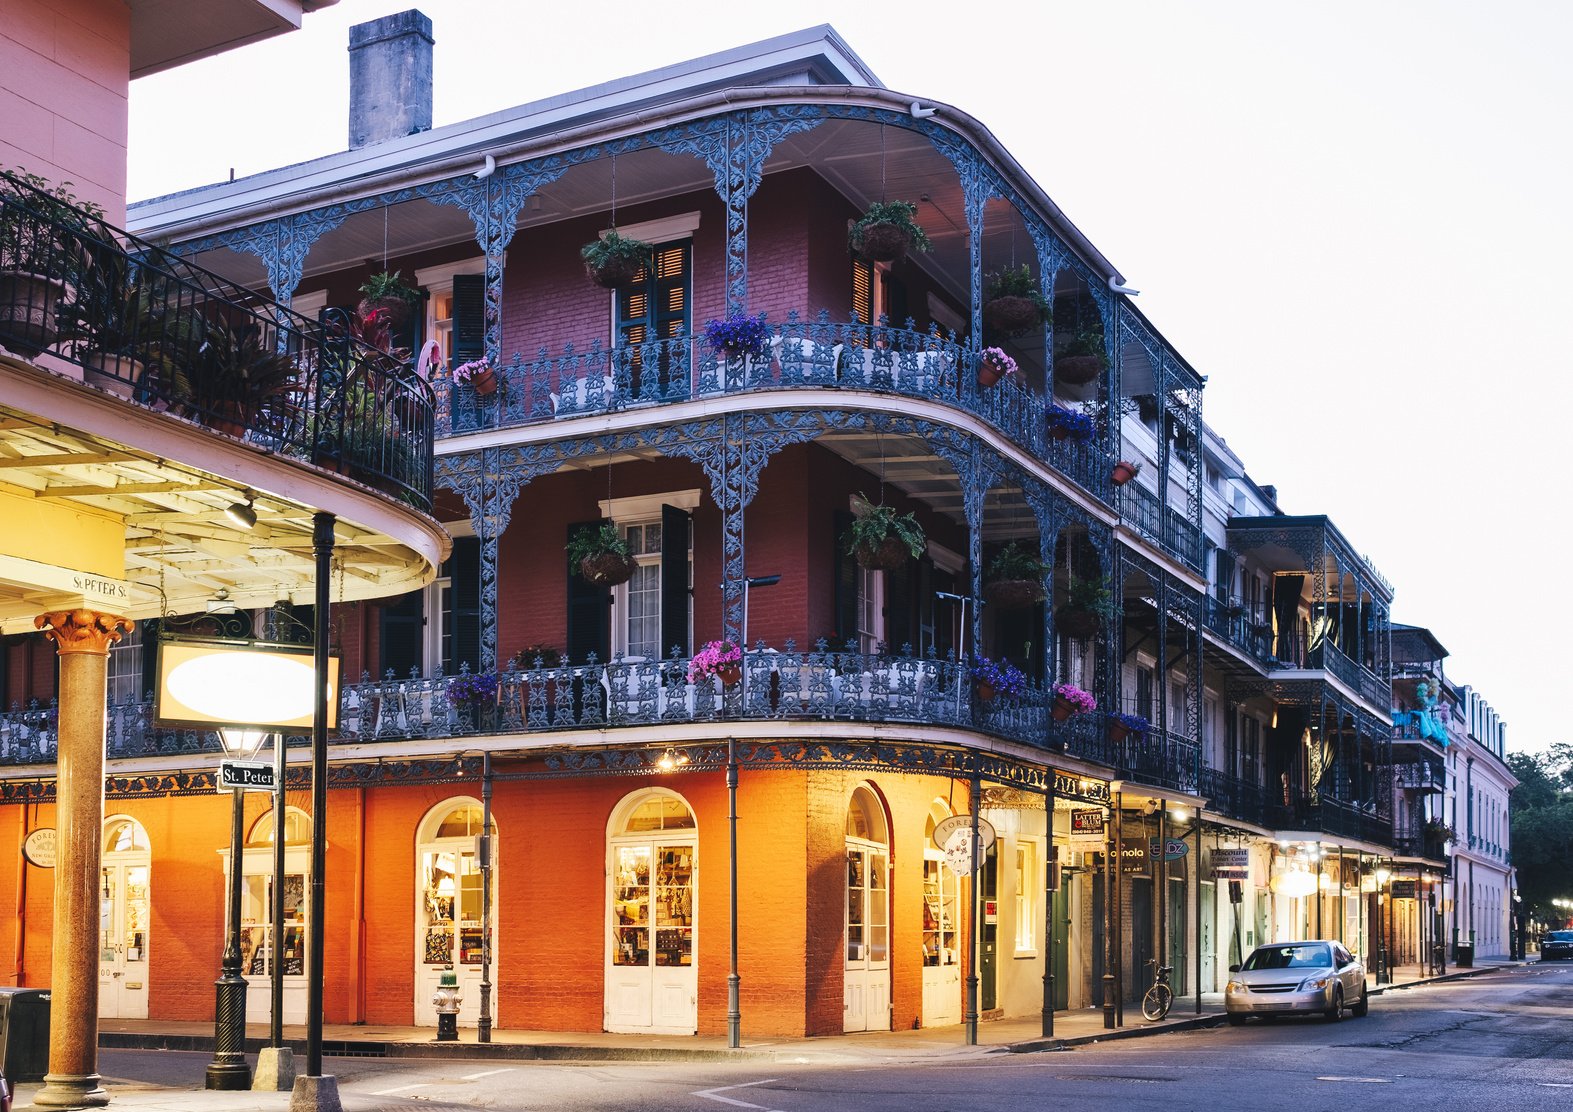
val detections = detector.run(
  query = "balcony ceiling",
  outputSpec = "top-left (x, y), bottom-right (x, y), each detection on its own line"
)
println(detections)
top-left (130, 0), bottom-right (335, 79)
top-left (0, 369), bottom-right (441, 637)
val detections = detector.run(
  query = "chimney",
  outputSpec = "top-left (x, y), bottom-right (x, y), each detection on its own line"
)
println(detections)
top-left (348, 10), bottom-right (433, 150)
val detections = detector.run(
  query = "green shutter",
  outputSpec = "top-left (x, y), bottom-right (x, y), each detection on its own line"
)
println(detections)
top-left (446, 536), bottom-right (482, 673)
top-left (451, 273), bottom-right (485, 364)
top-left (565, 520), bottom-right (611, 666)
top-left (660, 504), bottom-right (691, 658)
top-left (832, 510), bottom-right (858, 650)
top-left (380, 590), bottom-right (425, 678)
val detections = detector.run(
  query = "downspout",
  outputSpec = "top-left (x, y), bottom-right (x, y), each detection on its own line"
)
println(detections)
top-left (350, 786), bottom-right (366, 1023)
top-left (13, 804), bottom-right (27, 985)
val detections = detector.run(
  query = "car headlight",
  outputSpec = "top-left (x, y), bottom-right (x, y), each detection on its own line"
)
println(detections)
top-left (1298, 976), bottom-right (1331, 991)
top-left (1226, 980), bottom-right (1246, 993)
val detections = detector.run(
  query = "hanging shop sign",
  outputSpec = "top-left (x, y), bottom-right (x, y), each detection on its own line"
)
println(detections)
top-left (1069, 808), bottom-right (1106, 845)
top-left (22, 827), bottom-right (56, 868)
top-left (1390, 879), bottom-right (1417, 900)
top-left (933, 814), bottom-right (996, 852)
top-left (943, 828), bottom-right (985, 876)
top-left (1149, 838), bottom-right (1189, 861)
top-left (1210, 848), bottom-right (1251, 879)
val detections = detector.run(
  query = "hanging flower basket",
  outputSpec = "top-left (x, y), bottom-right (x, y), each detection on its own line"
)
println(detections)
top-left (0, 271), bottom-right (66, 357)
top-left (984, 296), bottom-right (1043, 335)
top-left (586, 253), bottom-right (645, 290)
top-left (1112, 460), bottom-right (1141, 486)
top-left (855, 536), bottom-right (912, 571)
top-left (985, 578), bottom-right (1046, 610)
top-left (1055, 354), bottom-right (1104, 386)
top-left (717, 662), bottom-right (742, 688)
top-left (854, 221), bottom-right (912, 263)
top-left (579, 551), bottom-right (637, 587)
top-left (1057, 608), bottom-right (1100, 640)
top-left (357, 295), bottom-right (411, 331)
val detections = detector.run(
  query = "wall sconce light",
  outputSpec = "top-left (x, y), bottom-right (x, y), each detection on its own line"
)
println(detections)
top-left (656, 748), bottom-right (688, 773)
top-left (224, 492), bottom-right (257, 530)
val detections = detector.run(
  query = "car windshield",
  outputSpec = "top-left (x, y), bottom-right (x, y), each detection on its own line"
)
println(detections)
top-left (1242, 943), bottom-right (1332, 970)
top-left (1548, 931), bottom-right (1573, 942)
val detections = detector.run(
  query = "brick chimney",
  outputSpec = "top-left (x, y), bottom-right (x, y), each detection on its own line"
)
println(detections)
top-left (348, 10), bottom-right (433, 150)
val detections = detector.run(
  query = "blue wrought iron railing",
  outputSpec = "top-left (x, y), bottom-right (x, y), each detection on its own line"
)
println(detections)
top-left (0, 171), bottom-right (434, 511)
top-left (1199, 767), bottom-right (1267, 827)
top-left (1265, 796), bottom-right (1392, 844)
top-left (1202, 595), bottom-right (1274, 665)
top-left (1116, 481), bottom-right (1201, 571)
top-left (438, 311), bottom-right (1114, 504)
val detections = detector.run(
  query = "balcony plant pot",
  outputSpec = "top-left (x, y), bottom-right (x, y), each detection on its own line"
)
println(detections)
top-left (80, 352), bottom-right (144, 399)
top-left (1055, 354), bottom-right (1103, 386)
top-left (983, 295), bottom-right (1043, 335)
top-left (579, 551), bottom-right (637, 587)
top-left (1057, 608), bottom-right (1100, 640)
top-left (1108, 718), bottom-right (1130, 743)
top-left (977, 353), bottom-right (1010, 388)
top-left (717, 662), bottom-right (742, 688)
top-left (1112, 460), bottom-right (1140, 486)
top-left (208, 401), bottom-right (248, 438)
top-left (1051, 696), bottom-right (1075, 723)
top-left (855, 535), bottom-right (913, 571)
top-left (985, 578), bottom-right (1045, 610)
top-left (585, 253), bottom-right (645, 290)
top-left (975, 679), bottom-right (997, 704)
top-left (466, 365), bottom-right (498, 396)
top-left (0, 270), bottom-right (65, 357)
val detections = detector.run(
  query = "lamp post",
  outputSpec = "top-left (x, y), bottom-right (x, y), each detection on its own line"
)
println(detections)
top-left (207, 726), bottom-right (267, 1090)
top-left (1376, 864), bottom-right (1392, 984)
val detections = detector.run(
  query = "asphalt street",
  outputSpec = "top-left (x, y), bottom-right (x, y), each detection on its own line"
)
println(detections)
top-left (47, 962), bottom-right (1573, 1111)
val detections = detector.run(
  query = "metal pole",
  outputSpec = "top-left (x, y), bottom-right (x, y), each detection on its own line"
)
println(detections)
top-left (1114, 793), bottom-right (1124, 1027)
top-left (1157, 805), bottom-right (1166, 1011)
top-left (1041, 775), bottom-right (1055, 1038)
top-left (965, 773), bottom-right (981, 1046)
top-left (1102, 796), bottom-right (1115, 1030)
top-left (1194, 810), bottom-right (1202, 1014)
top-left (205, 784), bottom-right (251, 1089)
top-left (479, 751), bottom-right (493, 1043)
top-left (727, 735), bottom-right (741, 1049)
top-left (306, 511), bottom-right (334, 1080)
top-left (1315, 840), bottom-right (1323, 939)
top-left (271, 732), bottom-right (285, 1048)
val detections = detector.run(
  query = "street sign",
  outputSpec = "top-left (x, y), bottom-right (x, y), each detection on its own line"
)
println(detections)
top-left (932, 814), bottom-right (996, 852)
top-left (1149, 837), bottom-right (1189, 861)
top-left (1069, 808), bottom-right (1106, 845)
top-left (218, 760), bottom-right (275, 792)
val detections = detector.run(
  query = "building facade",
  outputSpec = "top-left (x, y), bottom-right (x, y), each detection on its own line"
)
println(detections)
top-left (0, 11), bottom-right (1518, 1049)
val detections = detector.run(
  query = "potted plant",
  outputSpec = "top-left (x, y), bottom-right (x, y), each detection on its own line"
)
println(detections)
top-left (848, 200), bottom-right (931, 264)
top-left (453, 355), bottom-right (497, 396)
top-left (982, 265), bottom-right (1051, 336)
top-left (687, 639), bottom-right (743, 687)
top-left (567, 522), bottom-right (637, 587)
top-left (1422, 820), bottom-right (1456, 845)
top-left (447, 671), bottom-right (500, 729)
top-left (1051, 682), bottom-right (1097, 721)
top-left (702, 311), bottom-right (770, 361)
top-left (60, 246), bottom-right (160, 398)
top-left (1047, 405), bottom-right (1096, 442)
top-left (1108, 711), bottom-right (1150, 742)
top-left (186, 314), bottom-right (300, 436)
top-left (971, 656), bottom-right (1028, 704)
top-left (845, 500), bottom-right (926, 571)
top-left (1058, 575), bottom-right (1115, 640)
top-left (512, 644), bottom-right (563, 668)
top-left (1112, 459), bottom-right (1143, 486)
top-left (0, 168), bottom-right (105, 357)
top-left (1055, 328), bottom-right (1108, 386)
top-left (984, 541), bottom-right (1049, 609)
top-left (976, 346), bottom-right (1017, 389)
top-left (581, 229), bottom-right (653, 289)
top-left (357, 270), bottom-right (421, 330)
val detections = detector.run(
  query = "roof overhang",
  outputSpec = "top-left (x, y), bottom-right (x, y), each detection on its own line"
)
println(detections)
top-left (130, 0), bottom-right (337, 79)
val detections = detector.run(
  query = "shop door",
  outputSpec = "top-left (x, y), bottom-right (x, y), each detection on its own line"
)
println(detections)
top-left (416, 841), bottom-right (493, 1028)
top-left (1199, 882), bottom-right (1216, 993)
top-left (1168, 875), bottom-right (1188, 995)
top-left (921, 855), bottom-right (962, 1026)
top-left (241, 868), bottom-right (307, 1025)
top-left (98, 862), bottom-right (149, 1019)
top-left (980, 843), bottom-right (998, 1011)
top-left (607, 840), bottom-right (696, 1033)
top-left (1130, 877), bottom-right (1152, 1003)
top-left (843, 843), bottom-right (890, 1031)
top-left (1051, 883), bottom-right (1070, 1011)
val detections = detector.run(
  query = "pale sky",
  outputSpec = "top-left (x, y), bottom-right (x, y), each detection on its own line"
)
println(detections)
top-left (129, 1), bottom-right (1571, 756)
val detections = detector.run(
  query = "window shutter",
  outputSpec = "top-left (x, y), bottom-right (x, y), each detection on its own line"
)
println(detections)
top-left (446, 536), bottom-right (482, 674)
top-left (660, 504), bottom-right (691, 658)
top-left (617, 241), bottom-right (690, 397)
top-left (451, 273), bottom-right (486, 364)
top-left (884, 554), bottom-right (914, 654)
top-left (851, 258), bottom-right (873, 324)
top-left (380, 590), bottom-right (425, 678)
top-left (832, 510), bottom-right (858, 649)
top-left (992, 599), bottom-right (1043, 682)
top-left (138, 618), bottom-right (160, 700)
top-left (884, 272), bottom-right (909, 328)
top-left (565, 520), bottom-right (611, 666)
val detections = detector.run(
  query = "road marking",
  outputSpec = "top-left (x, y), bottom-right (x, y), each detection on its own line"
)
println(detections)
top-left (694, 1078), bottom-right (785, 1110)
top-left (462, 1068), bottom-right (515, 1080)
top-left (368, 1082), bottom-right (429, 1095)
top-left (1317, 1076), bottom-right (1392, 1084)
top-left (1542, 1083), bottom-right (1573, 1088)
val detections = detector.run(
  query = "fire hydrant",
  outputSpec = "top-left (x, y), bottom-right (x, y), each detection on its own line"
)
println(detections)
top-left (433, 971), bottom-right (462, 1042)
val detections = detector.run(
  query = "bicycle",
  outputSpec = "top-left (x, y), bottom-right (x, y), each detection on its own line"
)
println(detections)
top-left (1141, 959), bottom-right (1174, 1021)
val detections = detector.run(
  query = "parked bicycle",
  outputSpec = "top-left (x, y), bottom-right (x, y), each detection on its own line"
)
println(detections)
top-left (1141, 958), bottom-right (1174, 1021)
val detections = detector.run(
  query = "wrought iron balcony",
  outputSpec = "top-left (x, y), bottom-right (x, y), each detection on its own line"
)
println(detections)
top-left (437, 312), bottom-right (1115, 507)
top-left (1392, 760), bottom-right (1445, 792)
top-left (1264, 795), bottom-right (1392, 844)
top-left (1199, 767), bottom-right (1267, 827)
top-left (1116, 479), bottom-right (1202, 570)
top-left (1391, 832), bottom-right (1449, 861)
top-left (0, 171), bottom-right (434, 511)
top-left (1203, 594), bottom-right (1273, 666)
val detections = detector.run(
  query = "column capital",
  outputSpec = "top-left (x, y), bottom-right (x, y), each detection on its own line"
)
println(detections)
top-left (35, 609), bottom-right (132, 656)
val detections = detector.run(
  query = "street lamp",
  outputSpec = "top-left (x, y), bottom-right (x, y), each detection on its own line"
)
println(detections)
top-left (208, 726), bottom-right (268, 1090)
top-left (1376, 865), bottom-right (1392, 984)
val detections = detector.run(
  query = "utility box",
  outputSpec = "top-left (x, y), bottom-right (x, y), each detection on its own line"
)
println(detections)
top-left (1453, 941), bottom-right (1475, 968)
top-left (0, 986), bottom-right (50, 1082)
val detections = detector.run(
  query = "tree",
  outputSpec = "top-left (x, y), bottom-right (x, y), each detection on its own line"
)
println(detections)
top-left (1506, 745), bottom-right (1573, 913)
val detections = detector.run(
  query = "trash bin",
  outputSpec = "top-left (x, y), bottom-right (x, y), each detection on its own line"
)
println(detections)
top-left (1454, 941), bottom-right (1475, 968)
top-left (0, 986), bottom-right (50, 1082)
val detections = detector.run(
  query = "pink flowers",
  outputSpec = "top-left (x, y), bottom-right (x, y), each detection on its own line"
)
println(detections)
top-left (452, 356), bottom-right (492, 384)
top-left (1053, 682), bottom-right (1097, 714)
top-left (980, 346), bottom-right (1018, 376)
top-left (687, 639), bottom-right (741, 684)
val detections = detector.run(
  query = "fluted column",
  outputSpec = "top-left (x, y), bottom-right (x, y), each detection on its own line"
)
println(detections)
top-left (33, 609), bottom-right (131, 1109)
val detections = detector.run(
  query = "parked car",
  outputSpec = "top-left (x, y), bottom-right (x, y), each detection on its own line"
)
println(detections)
top-left (1225, 939), bottom-right (1369, 1024)
top-left (1, 1067), bottom-right (10, 1112)
top-left (1540, 929), bottom-right (1573, 961)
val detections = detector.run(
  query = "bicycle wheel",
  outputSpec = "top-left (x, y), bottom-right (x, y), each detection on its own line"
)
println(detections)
top-left (1142, 982), bottom-right (1173, 1021)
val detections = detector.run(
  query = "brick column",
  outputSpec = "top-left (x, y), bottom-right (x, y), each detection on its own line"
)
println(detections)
top-left (32, 609), bottom-right (130, 1109)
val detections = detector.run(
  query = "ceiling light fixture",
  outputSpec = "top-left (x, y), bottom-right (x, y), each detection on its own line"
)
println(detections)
top-left (224, 492), bottom-right (257, 531)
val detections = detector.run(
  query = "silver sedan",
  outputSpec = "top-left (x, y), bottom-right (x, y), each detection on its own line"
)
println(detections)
top-left (1225, 939), bottom-right (1369, 1024)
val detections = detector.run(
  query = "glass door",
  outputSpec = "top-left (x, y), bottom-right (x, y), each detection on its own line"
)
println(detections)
top-left (415, 801), bottom-right (498, 1028)
top-left (98, 863), bottom-right (149, 1019)
top-left (240, 868), bottom-right (307, 1024)
top-left (921, 854), bottom-right (961, 1026)
top-left (607, 838), bottom-right (697, 1032)
top-left (843, 843), bottom-right (889, 1031)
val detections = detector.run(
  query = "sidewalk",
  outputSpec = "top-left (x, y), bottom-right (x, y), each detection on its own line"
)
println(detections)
top-left (13, 957), bottom-right (1525, 1109)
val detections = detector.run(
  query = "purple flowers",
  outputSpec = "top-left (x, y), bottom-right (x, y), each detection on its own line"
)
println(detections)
top-left (980, 346), bottom-right (1018, 376)
top-left (1047, 405), bottom-right (1096, 442)
top-left (971, 656), bottom-right (1028, 700)
top-left (1111, 711), bottom-right (1150, 734)
top-left (448, 672), bottom-right (498, 704)
top-left (1053, 683), bottom-right (1097, 714)
top-left (703, 312), bottom-right (770, 358)
top-left (687, 639), bottom-right (742, 683)
top-left (452, 356), bottom-right (492, 384)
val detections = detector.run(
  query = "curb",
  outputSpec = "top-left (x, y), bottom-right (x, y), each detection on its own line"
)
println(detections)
top-left (1004, 1013), bottom-right (1227, 1053)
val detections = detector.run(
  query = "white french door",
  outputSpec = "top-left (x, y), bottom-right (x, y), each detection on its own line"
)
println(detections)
top-left (606, 839), bottom-right (696, 1033)
top-left (98, 861), bottom-right (150, 1019)
top-left (921, 853), bottom-right (961, 1026)
top-left (843, 841), bottom-right (890, 1032)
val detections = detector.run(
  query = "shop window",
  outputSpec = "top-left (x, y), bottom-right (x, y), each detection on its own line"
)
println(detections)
top-left (1014, 840), bottom-right (1039, 957)
top-left (106, 623), bottom-right (144, 705)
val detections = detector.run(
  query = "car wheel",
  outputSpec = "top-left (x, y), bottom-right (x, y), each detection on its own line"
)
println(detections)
top-left (1325, 986), bottom-right (1344, 1022)
top-left (1351, 982), bottom-right (1369, 1018)
top-left (1227, 1013), bottom-right (1247, 1026)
